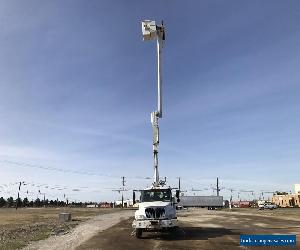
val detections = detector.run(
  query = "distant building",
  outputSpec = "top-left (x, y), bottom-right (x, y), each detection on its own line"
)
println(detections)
top-left (239, 201), bottom-right (250, 208)
top-left (232, 201), bottom-right (250, 208)
top-left (99, 202), bottom-right (112, 208)
top-left (231, 201), bottom-right (257, 208)
top-left (271, 184), bottom-right (300, 208)
top-left (115, 199), bottom-right (134, 207)
top-left (231, 201), bottom-right (240, 208)
top-left (272, 194), bottom-right (300, 207)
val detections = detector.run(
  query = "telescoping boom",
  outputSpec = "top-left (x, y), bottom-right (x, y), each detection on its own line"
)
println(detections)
top-left (141, 20), bottom-right (165, 186)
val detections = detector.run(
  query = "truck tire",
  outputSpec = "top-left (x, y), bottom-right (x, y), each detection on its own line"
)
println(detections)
top-left (135, 228), bottom-right (143, 238)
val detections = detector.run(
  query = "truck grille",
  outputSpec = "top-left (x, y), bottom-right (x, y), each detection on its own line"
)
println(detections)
top-left (145, 207), bottom-right (165, 219)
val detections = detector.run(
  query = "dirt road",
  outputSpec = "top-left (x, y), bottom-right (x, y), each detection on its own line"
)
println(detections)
top-left (23, 210), bottom-right (134, 250)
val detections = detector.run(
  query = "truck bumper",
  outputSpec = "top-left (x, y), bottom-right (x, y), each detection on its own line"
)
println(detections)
top-left (132, 218), bottom-right (177, 229)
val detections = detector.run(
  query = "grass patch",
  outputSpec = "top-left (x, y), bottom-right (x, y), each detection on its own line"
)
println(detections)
top-left (0, 222), bottom-right (78, 250)
top-left (0, 207), bottom-right (119, 250)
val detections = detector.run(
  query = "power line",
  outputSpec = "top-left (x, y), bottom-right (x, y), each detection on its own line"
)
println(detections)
top-left (0, 160), bottom-right (116, 177)
top-left (0, 159), bottom-right (153, 180)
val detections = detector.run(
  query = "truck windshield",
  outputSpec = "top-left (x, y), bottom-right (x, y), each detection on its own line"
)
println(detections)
top-left (140, 189), bottom-right (171, 202)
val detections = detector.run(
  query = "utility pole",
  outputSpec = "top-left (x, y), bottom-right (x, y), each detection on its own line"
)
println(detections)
top-left (16, 182), bottom-right (21, 210)
top-left (216, 177), bottom-right (219, 196)
top-left (229, 189), bottom-right (233, 210)
top-left (121, 176), bottom-right (126, 208)
top-left (122, 176), bottom-right (126, 187)
top-left (111, 177), bottom-right (128, 209)
top-left (177, 177), bottom-right (181, 191)
top-left (16, 181), bottom-right (24, 210)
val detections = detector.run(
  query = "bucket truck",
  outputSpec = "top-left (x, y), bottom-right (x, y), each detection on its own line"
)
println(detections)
top-left (132, 20), bottom-right (180, 238)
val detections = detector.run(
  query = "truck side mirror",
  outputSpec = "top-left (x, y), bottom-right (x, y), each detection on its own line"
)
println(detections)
top-left (133, 191), bottom-right (136, 205)
top-left (176, 190), bottom-right (180, 203)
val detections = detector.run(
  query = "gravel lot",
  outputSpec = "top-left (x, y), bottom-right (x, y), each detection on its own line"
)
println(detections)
top-left (77, 208), bottom-right (300, 250)
top-left (1, 207), bottom-right (299, 250)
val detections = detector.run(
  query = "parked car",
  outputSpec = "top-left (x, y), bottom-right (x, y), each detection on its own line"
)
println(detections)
top-left (258, 202), bottom-right (277, 210)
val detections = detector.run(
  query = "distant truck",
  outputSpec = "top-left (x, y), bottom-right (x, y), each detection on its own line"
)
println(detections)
top-left (258, 202), bottom-right (277, 210)
top-left (86, 204), bottom-right (98, 208)
top-left (178, 196), bottom-right (223, 209)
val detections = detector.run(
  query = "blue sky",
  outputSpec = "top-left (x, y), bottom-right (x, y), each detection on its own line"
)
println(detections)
top-left (0, 1), bottom-right (299, 202)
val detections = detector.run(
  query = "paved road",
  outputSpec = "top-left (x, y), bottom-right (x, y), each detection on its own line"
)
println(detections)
top-left (77, 208), bottom-right (300, 250)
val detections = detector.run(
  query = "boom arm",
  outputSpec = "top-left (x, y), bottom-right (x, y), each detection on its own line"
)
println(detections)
top-left (141, 20), bottom-right (165, 186)
top-left (151, 111), bottom-right (159, 184)
top-left (157, 29), bottom-right (163, 118)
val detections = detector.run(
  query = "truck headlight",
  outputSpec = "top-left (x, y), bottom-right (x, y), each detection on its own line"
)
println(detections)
top-left (137, 215), bottom-right (145, 220)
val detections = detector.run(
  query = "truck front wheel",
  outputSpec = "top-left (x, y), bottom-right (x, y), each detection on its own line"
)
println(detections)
top-left (135, 228), bottom-right (143, 238)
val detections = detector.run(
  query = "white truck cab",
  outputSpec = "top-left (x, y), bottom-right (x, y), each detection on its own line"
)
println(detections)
top-left (132, 186), bottom-right (179, 238)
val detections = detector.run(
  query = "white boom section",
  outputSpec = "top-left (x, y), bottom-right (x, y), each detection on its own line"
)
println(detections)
top-left (141, 20), bottom-right (165, 186)
top-left (157, 32), bottom-right (163, 118)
